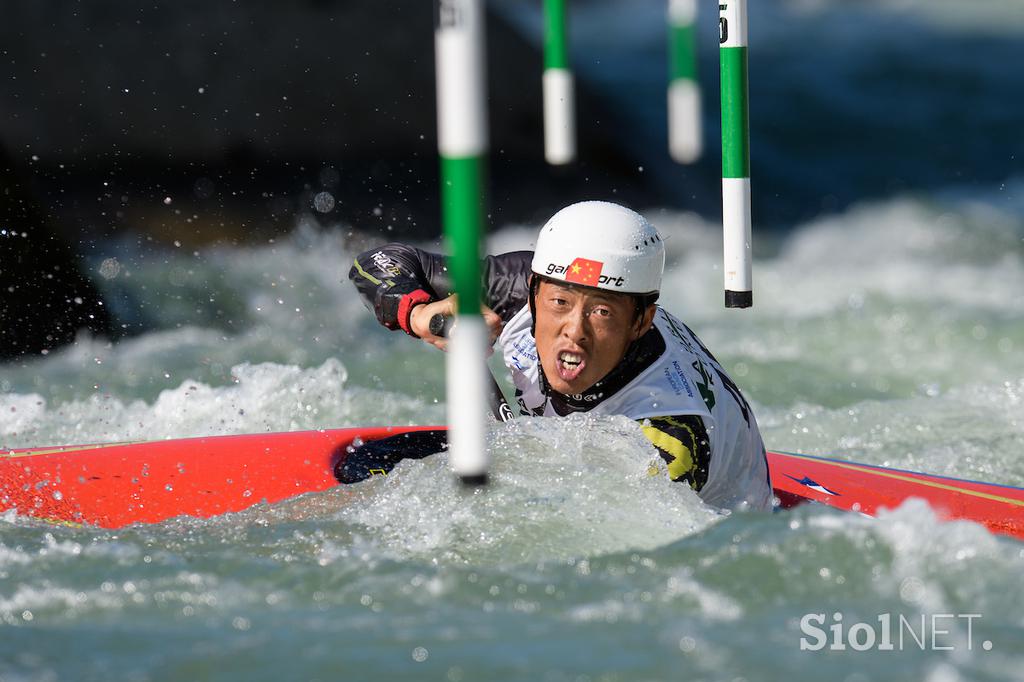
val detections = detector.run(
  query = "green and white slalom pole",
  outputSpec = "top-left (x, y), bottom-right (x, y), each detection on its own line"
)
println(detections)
top-left (435, 0), bottom-right (490, 485)
top-left (667, 0), bottom-right (701, 164)
top-left (543, 0), bottom-right (576, 165)
top-left (719, 0), bottom-right (753, 308)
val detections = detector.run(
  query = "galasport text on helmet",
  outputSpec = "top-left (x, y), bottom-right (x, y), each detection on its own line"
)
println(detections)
top-left (530, 201), bottom-right (666, 296)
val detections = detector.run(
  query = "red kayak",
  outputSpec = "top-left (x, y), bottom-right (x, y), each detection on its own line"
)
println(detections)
top-left (3, 426), bottom-right (1023, 539)
top-left (0, 426), bottom-right (437, 528)
top-left (768, 450), bottom-right (1024, 539)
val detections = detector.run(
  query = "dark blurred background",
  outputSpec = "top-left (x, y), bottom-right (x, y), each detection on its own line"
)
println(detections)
top-left (3, 0), bottom-right (1022, 359)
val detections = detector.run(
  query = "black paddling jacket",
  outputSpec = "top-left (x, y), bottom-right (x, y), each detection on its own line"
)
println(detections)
top-left (349, 243), bottom-right (712, 492)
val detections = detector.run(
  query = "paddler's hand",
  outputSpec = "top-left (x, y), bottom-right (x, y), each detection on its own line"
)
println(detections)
top-left (409, 295), bottom-right (503, 352)
top-left (409, 297), bottom-right (456, 350)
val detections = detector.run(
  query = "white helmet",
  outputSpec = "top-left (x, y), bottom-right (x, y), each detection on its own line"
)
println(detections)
top-left (531, 201), bottom-right (665, 295)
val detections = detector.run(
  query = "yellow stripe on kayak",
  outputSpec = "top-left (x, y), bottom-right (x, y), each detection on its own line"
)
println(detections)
top-left (2, 441), bottom-right (145, 459)
top-left (777, 452), bottom-right (1024, 508)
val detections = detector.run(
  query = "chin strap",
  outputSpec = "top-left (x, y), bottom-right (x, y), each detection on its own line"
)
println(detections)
top-left (527, 275), bottom-right (539, 338)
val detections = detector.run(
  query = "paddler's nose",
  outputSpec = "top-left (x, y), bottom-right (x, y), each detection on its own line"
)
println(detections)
top-left (562, 303), bottom-right (589, 343)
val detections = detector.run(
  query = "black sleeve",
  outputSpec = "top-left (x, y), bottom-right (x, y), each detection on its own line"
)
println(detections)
top-left (348, 244), bottom-right (448, 332)
top-left (482, 250), bottom-right (533, 322)
top-left (640, 415), bottom-right (712, 492)
top-left (348, 243), bottom-right (533, 333)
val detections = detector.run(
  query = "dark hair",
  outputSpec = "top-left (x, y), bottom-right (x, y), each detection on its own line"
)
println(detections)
top-left (631, 292), bottom-right (659, 321)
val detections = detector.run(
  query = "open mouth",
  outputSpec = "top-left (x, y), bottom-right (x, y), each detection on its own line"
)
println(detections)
top-left (556, 350), bottom-right (586, 382)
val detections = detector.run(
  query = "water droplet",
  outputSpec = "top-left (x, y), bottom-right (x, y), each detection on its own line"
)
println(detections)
top-left (313, 191), bottom-right (336, 213)
top-left (98, 257), bottom-right (121, 280)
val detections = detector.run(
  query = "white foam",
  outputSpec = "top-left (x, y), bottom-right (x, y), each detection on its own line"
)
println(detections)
top-left (1, 358), bottom-right (441, 448)
top-left (336, 414), bottom-right (722, 563)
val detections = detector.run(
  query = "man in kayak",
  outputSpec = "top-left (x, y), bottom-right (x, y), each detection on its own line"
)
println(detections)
top-left (349, 201), bottom-right (771, 510)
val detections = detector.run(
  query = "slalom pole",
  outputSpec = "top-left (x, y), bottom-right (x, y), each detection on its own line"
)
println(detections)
top-left (430, 314), bottom-right (516, 423)
top-left (543, 0), bottom-right (576, 165)
top-left (667, 0), bottom-right (702, 164)
top-left (719, 0), bottom-right (753, 308)
top-left (435, 0), bottom-right (491, 485)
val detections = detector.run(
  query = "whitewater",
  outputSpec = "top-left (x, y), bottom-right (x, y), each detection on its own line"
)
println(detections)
top-left (3, 187), bottom-right (1023, 681)
top-left (4, 0), bottom-right (1024, 677)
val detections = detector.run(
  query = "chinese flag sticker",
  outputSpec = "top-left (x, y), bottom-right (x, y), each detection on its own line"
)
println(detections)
top-left (564, 257), bottom-right (603, 287)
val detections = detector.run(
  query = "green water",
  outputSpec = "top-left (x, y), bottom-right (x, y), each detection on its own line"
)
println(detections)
top-left (2, 195), bottom-right (1024, 681)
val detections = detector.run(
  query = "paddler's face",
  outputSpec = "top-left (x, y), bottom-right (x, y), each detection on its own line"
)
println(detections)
top-left (533, 279), bottom-right (655, 395)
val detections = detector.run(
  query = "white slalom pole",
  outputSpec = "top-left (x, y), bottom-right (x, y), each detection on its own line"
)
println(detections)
top-left (446, 318), bottom-right (490, 479)
top-left (667, 0), bottom-right (701, 164)
top-left (435, 0), bottom-right (491, 484)
top-left (543, 0), bottom-right (576, 165)
top-left (719, 0), bottom-right (753, 308)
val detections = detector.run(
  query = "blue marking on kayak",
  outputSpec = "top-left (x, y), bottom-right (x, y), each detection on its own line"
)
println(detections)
top-left (785, 474), bottom-right (840, 497)
top-left (773, 450), bottom-right (1024, 493)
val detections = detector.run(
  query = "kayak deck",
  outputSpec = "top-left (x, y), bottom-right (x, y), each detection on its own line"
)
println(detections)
top-left (0, 427), bottom-right (435, 527)
top-left (3, 427), bottom-right (1023, 540)
top-left (768, 450), bottom-right (1024, 540)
